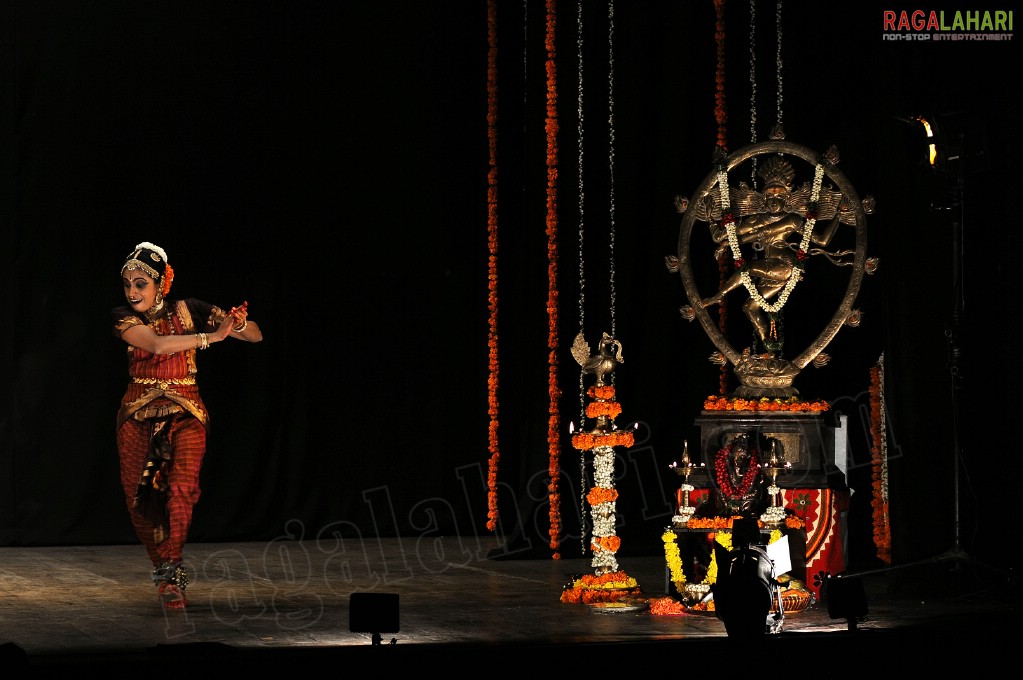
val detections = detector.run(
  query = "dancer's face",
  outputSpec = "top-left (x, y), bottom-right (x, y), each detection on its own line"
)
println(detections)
top-left (122, 269), bottom-right (159, 314)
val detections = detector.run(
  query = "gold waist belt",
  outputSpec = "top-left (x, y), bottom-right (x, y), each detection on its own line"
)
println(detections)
top-left (132, 376), bottom-right (196, 388)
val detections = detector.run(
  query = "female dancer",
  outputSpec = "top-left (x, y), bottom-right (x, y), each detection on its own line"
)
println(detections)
top-left (113, 241), bottom-right (262, 608)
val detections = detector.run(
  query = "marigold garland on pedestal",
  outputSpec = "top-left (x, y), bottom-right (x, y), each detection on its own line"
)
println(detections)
top-left (485, 0), bottom-right (501, 533)
top-left (544, 0), bottom-right (563, 558)
top-left (703, 395), bottom-right (830, 413)
top-left (869, 356), bottom-right (892, 563)
top-left (560, 571), bottom-right (641, 604)
top-left (684, 515), bottom-right (802, 530)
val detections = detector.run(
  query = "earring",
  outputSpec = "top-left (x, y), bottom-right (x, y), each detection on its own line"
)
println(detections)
top-left (156, 292), bottom-right (163, 304)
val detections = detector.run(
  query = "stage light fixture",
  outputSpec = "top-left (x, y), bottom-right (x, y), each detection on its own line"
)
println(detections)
top-left (913, 115), bottom-right (939, 166)
top-left (349, 592), bottom-right (400, 645)
top-left (895, 113), bottom-right (947, 169)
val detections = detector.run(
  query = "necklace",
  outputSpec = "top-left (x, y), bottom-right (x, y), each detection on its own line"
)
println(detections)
top-left (716, 161), bottom-right (825, 313)
top-left (714, 443), bottom-right (761, 498)
top-left (144, 299), bottom-right (166, 322)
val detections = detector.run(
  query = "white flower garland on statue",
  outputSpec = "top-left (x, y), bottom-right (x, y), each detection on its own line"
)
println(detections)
top-left (716, 161), bottom-right (825, 313)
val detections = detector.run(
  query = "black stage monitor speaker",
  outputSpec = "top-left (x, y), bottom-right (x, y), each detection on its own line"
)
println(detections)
top-left (349, 592), bottom-right (400, 644)
top-left (826, 575), bottom-right (868, 627)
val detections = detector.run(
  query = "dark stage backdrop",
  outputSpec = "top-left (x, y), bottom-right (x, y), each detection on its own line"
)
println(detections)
top-left (2, 2), bottom-right (1016, 569)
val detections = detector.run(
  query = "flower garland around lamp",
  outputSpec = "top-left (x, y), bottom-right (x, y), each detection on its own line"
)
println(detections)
top-left (668, 440), bottom-right (703, 527)
top-left (759, 440), bottom-right (792, 526)
top-left (543, 0), bottom-right (562, 558)
top-left (484, 0), bottom-right (501, 533)
top-left (560, 570), bottom-right (641, 605)
top-left (561, 384), bottom-right (638, 605)
top-left (570, 386), bottom-right (636, 451)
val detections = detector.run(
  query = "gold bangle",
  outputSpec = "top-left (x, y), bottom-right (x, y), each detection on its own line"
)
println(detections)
top-left (233, 319), bottom-right (248, 333)
top-left (197, 332), bottom-right (209, 350)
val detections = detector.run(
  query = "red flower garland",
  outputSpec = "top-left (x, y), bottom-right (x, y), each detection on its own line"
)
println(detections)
top-left (713, 0), bottom-right (728, 152)
top-left (713, 0), bottom-right (729, 394)
top-left (713, 443), bottom-right (761, 498)
top-left (485, 0), bottom-right (501, 533)
top-left (544, 0), bottom-right (562, 558)
top-left (869, 361), bottom-right (892, 563)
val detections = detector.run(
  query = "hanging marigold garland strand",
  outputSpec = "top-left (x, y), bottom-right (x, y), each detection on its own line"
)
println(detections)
top-left (544, 0), bottom-right (563, 558)
top-left (869, 355), bottom-right (892, 564)
top-left (485, 0), bottom-right (501, 532)
top-left (713, 0), bottom-right (730, 395)
top-left (713, 0), bottom-right (728, 153)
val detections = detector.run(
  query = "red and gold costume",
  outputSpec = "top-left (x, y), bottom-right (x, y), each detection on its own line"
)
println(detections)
top-left (113, 299), bottom-right (230, 569)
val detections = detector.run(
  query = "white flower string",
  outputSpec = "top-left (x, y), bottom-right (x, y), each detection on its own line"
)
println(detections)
top-left (717, 161), bottom-right (824, 313)
top-left (775, 0), bottom-right (784, 130)
top-left (606, 0), bottom-right (617, 340)
top-left (571, 0), bottom-right (630, 574)
top-left (585, 0), bottom-right (625, 577)
top-left (575, 0), bottom-right (589, 556)
top-left (748, 0), bottom-right (758, 184)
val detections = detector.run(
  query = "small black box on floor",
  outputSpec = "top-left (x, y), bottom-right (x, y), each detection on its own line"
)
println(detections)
top-left (825, 575), bottom-right (868, 620)
top-left (349, 592), bottom-right (400, 633)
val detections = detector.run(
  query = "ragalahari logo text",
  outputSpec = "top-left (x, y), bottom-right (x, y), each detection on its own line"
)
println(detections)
top-left (882, 9), bottom-right (1013, 41)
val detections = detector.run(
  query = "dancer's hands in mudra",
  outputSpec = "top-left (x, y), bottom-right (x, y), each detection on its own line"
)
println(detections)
top-left (215, 300), bottom-right (261, 343)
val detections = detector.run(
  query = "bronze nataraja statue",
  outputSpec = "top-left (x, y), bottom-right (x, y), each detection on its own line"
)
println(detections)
top-left (667, 134), bottom-right (878, 398)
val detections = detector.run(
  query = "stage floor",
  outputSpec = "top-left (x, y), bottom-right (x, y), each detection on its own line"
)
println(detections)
top-left (0, 537), bottom-right (1015, 675)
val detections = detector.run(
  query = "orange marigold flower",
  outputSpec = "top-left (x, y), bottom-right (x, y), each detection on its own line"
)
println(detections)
top-left (588, 385), bottom-right (616, 400)
top-left (592, 536), bottom-right (621, 553)
top-left (586, 401), bottom-right (623, 419)
top-left (586, 487), bottom-right (619, 506)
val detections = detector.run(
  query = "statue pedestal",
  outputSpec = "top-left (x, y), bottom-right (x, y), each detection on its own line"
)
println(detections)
top-left (668, 411), bottom-right (849, 598)
top-left (692, 411), bottom-right (845, 489)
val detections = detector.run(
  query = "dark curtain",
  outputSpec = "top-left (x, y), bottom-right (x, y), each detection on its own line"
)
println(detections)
top-left (2, 1), bottom-right (1016, 571)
